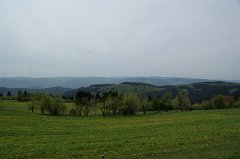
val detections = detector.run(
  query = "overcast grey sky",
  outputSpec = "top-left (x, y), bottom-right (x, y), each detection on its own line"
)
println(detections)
top-left (0, 0), bottom-right (240, 79)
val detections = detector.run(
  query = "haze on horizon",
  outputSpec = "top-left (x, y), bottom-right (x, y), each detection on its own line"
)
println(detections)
top-left (0, 0), bottom-right (240, 80)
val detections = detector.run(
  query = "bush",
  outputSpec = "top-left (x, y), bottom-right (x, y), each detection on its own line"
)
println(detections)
top-left (118, 95), bottom-right (139, 115)
top-left (201, 100), bottom-right (214, 110)
top-left (40, 95), bottom-right (66, 115)
top-left (69, 108), bottom-right (78, 116)
top-left (190, 103), bottom-right (202, 111)
top-left (211, 95), bottom-right (226, 109)
top-left (49, 97), bottom-right (66, 115)
top-left (223, 96), bottom-right (235, 108)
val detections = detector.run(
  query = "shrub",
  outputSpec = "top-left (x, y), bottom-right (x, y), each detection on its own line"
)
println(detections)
top-left (223, 96), bottom-right (235, 108)
top-left (40, 95), bottom-right (66, 115)
top-left (201, 100), bottom-right (214, 110)
top-left (211, 95), bottom-right (226, 109)
top-left (48, 97), bottom-right (66, 115)
top-left (189, 103), bottom-right (202, 111)
top-left (69, 108), bottom-right (78, 116)
top-left (118, 95), bottom-right (139, 115)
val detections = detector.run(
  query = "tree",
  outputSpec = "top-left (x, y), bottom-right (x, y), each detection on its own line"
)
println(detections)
top-left (91, 99), bottom-right (101, 115)
top-left (97, 90), bottom-right (120, 116)
top-left (40, 95), bottom-right (52, 115)
top-left (28, 100), bottom-right (38, 113)
top-left (17, 90), bottom-right (23, 102)
top-left (119, 95), bottom-right (140, 115)
top-left (7, 91), bottom-right (11, 97)
top-left (201, 100), bottom-right (214, 110)
top-left (75, 91), bottom-right (92, 116)
top-left (175, 91), bottom-right (191, 111)
top-left (139, 96), bottom-right (150, 114)
top-left (162, 91), bottom-right (173, 111)
top-left (151, 92), bottom-right (173, 112)
top-left (223, 95), bottom-right (235, 108)
top-left (151, 97), bottom-right (161, 111)
top-left (23, 90), bottom-right (28, 97)
top-left (0, 93), bottom-right (3, 97)
top-left (27, 93), bottom-right (42, 113)
top-left (102, 96), bottom-right (121, 116)
top-left (48, 96), bottom-right (66, 115)
top-left (211, 95), bottom-right (226, 109)
top-left (39, 95), bottom-right (66, 115)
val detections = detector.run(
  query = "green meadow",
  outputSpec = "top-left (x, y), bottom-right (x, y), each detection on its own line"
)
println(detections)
top-left (0, 101), bottom-right (240, 159)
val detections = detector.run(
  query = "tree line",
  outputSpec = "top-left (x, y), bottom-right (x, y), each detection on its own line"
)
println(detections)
top-left (1, 89), bottom-right (240, 116)
top-left (26, 90), bottom-right (240, 116)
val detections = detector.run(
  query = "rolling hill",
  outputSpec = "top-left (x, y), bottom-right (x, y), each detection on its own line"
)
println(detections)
top-left (64, 81), bottom-right (240, 103)
top-left (0, 77), bottom-right (213, 89)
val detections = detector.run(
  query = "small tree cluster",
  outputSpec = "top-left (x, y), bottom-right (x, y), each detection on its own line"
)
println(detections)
top-left (151, 91), bottom-right (191, 112)
top-left (152, 91), bottom-right (174, 111)
top-left (70, 90), bottom-right (150, 116)
top-left (201, 95), bottom-right (238, 110)
top-left (28, 93), bottom-right (66, 115)
top-left (18, 90), bottom-right (31, 102)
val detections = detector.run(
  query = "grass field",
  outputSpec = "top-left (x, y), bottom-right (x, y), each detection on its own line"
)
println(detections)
top-left (0, 101), bottom-right (240, 159)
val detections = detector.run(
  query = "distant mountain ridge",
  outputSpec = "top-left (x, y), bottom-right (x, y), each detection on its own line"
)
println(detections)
top-left (0, 87), bottom-right (71, 96)
top-left (0, 77), bottom-right (215, 89)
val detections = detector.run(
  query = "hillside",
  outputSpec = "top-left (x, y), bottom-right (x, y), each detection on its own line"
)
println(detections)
top-left (150, 81), bottom-right (240, 103)
top-left (64, 81), bottom-right (240, 103)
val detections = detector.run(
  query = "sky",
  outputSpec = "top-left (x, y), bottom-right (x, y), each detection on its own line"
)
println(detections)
top-left (0, 0), bottom-right (240, 80)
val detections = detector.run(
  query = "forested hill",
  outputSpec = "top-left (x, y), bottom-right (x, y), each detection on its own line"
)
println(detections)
top-left (1, 81), bottom-right (240, 104)
top-left (64, 81), bottom-right (240, 103)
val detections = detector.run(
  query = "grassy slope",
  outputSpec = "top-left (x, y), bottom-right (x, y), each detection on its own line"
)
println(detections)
top-left (0, 101), bottom-right (240, 159)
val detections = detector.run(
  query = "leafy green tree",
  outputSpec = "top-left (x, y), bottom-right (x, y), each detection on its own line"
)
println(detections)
top-left (151, 92), bottom-right (173, 112)
top-left (119, 95), bottom-right (140, 115)
top-left (151, 97), bottom-right (161, 111)
top-left (98, 90), bottom-right (120, 116)
top-left (39, 95), bottom-right (66, 115)
top-left (28, 93), bottom-right (43, 113)
top-left (0, 93), bottom-right (3, 97)
top-left (91, 99), bottom-right (101, 115)
top-left (175, 91), bottom-right (191, 111)
top-left (40, 95), bottom-right (52, 115)
top-left (49, 96), bottom-right (66, 115)
top-left (211, 95), bottom-right (226, 109)
top-left (104, 96), bottom-right (122, 115)
top-left (75, 91), bottom-right (92, 116)
top-left (162, 91), bottom-right (173, 111)
top-left (28, 100), bottom-right (38, 113)
top-left (139, 96), bottom-right (150, 114)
